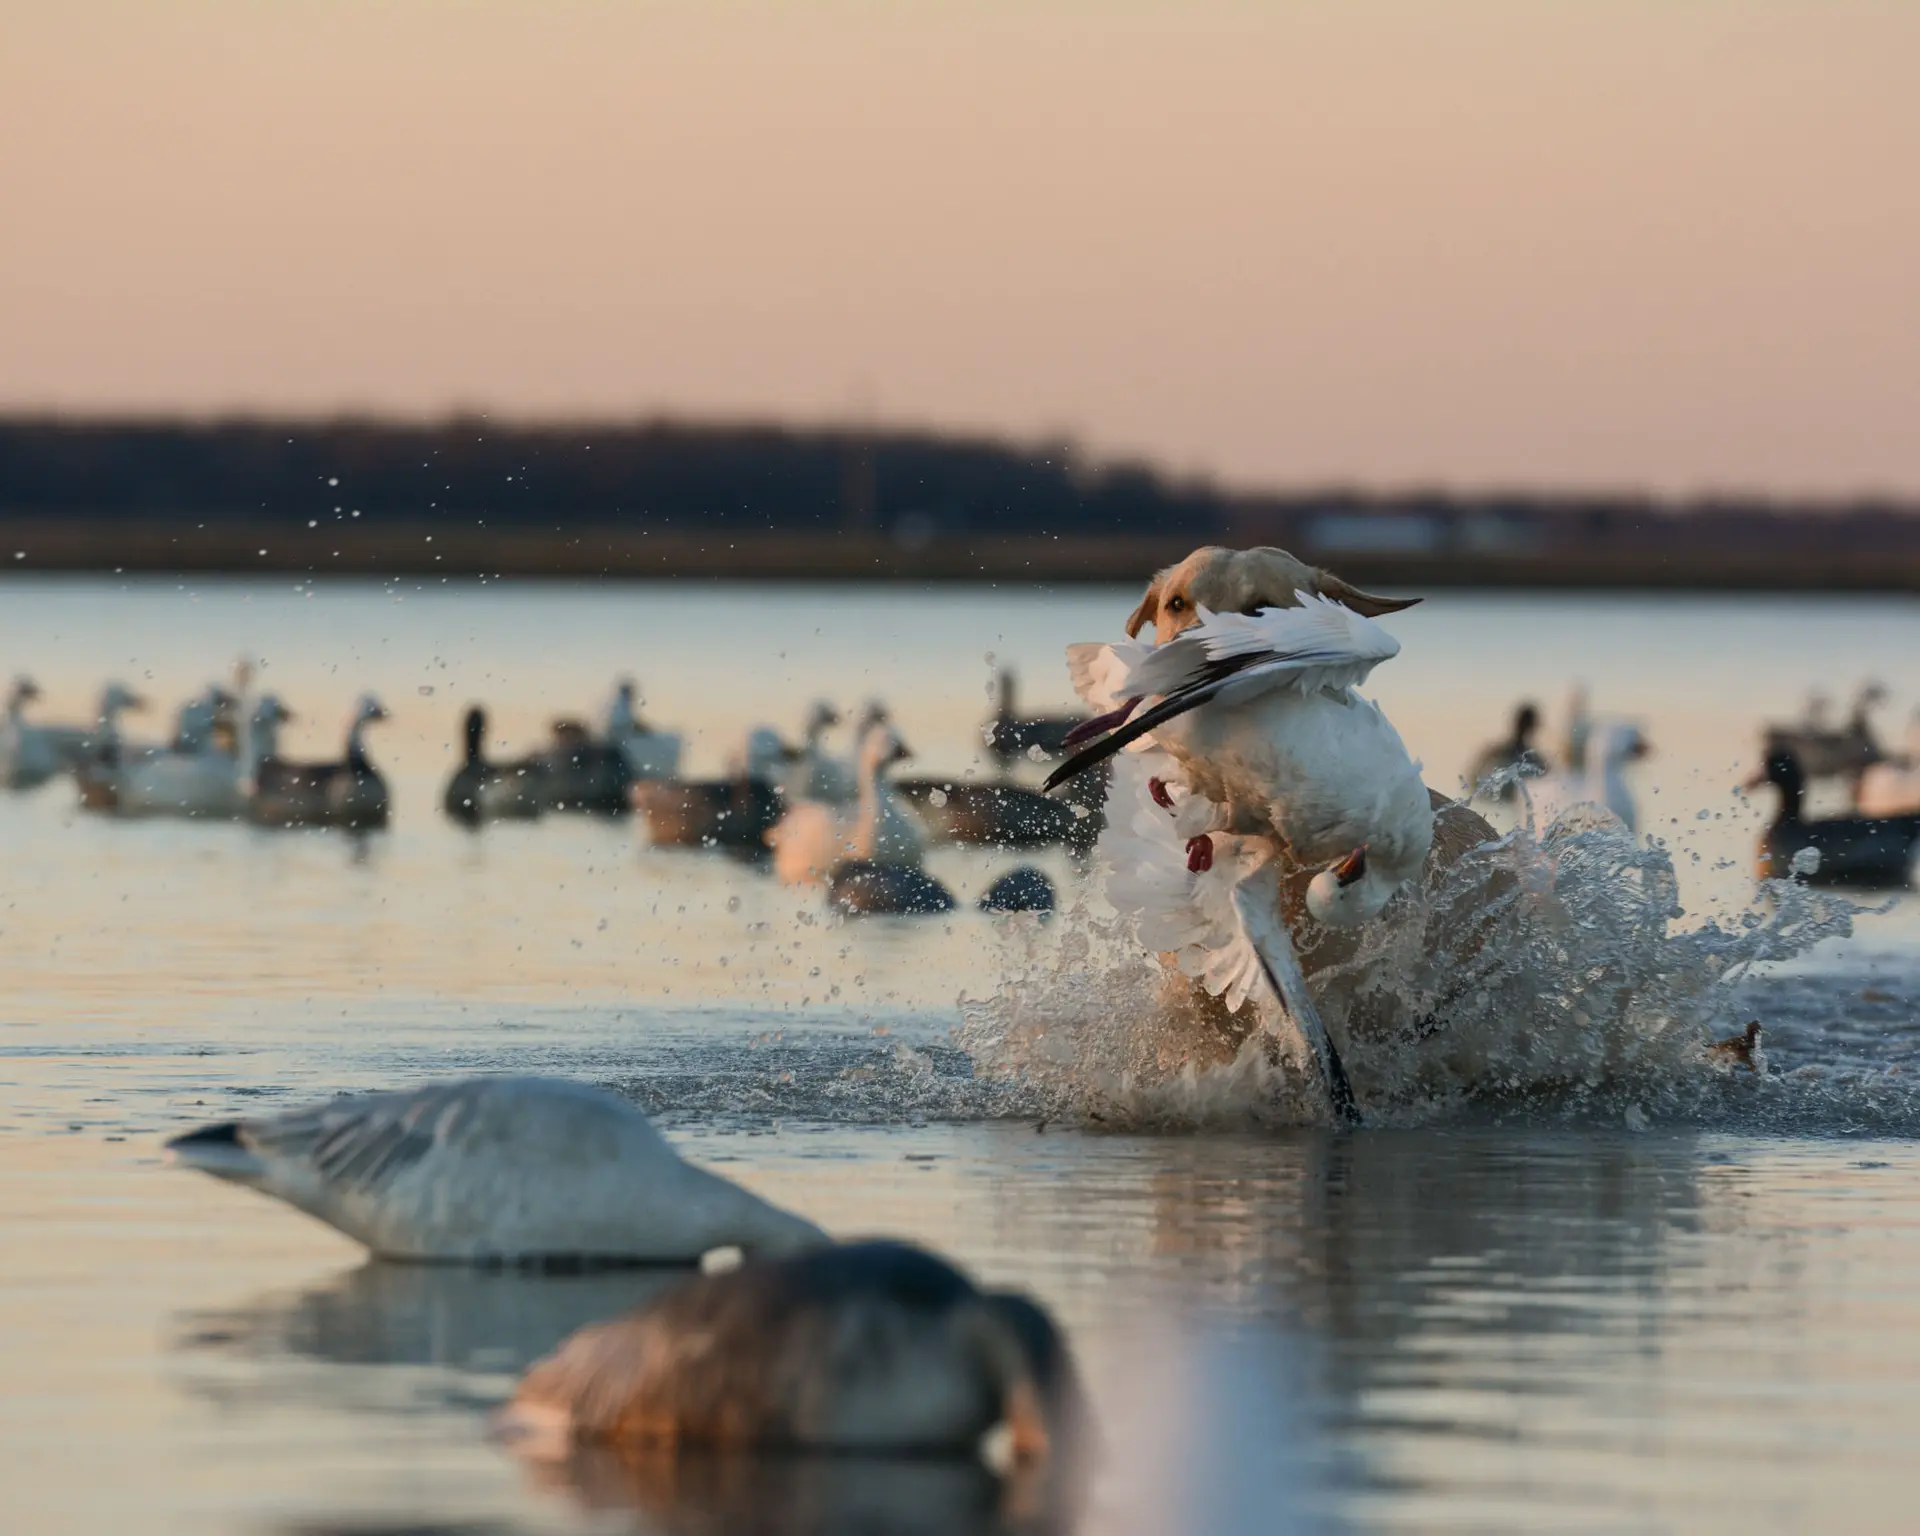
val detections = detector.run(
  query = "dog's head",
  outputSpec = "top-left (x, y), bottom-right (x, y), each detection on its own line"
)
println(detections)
top-left (1125, 545), bottom-right (1419, 643)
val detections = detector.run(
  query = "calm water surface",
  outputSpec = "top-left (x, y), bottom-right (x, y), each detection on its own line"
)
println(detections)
top-left (2, 577), bottom-right (1919, 1534)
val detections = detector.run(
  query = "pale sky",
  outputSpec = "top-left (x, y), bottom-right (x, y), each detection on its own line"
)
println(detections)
top-left (2, 2), bottom-right (1916, 497)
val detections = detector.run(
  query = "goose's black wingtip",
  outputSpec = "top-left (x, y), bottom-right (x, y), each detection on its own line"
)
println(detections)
top-left (164, 1120), bottom-right (244, 1151)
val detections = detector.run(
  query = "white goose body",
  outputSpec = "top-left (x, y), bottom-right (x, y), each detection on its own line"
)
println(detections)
top-left (164, 1076), bottom-right (826, 1263)
top-left (113, 696), bottom-right (289, 819)
top-left (766, 720), bottom-right (924, 885)
top-left (606, 679), bottom-right (684, 781)
top-left (1526, 720), bottom-right (1648, 833)
top-left (0, 677), bottom-right (83, 789)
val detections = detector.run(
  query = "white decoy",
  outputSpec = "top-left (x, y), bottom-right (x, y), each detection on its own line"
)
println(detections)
top-left (113, 695), bottom-right (292, 819)
top-left (164, 1076), bottom-right (828, 1264)
top-left (0, 676), bottom-right (89, 789)
top-left (1526, 720), bottom-right (1650, 834)
top-left (1049, 593), bottom-right (1432, 930)
top-left (781, 700), bottom-right (855, 802)
top-left (71, 682), bottom-right (155, 809)
top-left (606, 677), bottom-right (684, 782)
top-left (504, 1239), bottom-right (1083, 1468)
top-left (765, 719), bottom-right (925, 885)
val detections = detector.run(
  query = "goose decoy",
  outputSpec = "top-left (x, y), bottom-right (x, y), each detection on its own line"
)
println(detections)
top-left (781, 700), bottom-right (856, 802)
top-left (443, 705), bottom-right (548, 826)
top-left (826, 860), bottom-right (957, 915)
top-left (250, 693), bottom-right (390, 830)
top-left (504, 1239), bottom-right (1084, 1467)
top-left (985, 667), bottom-right (1085, 770)
top-left (70, 681), bottom-right (154, 811)
top-left (164, 1076), bottom-right (827, 1264)
top-left (1469, 701), bottom-right (1545, 803)
top-left (112, 694), bottom-right (292, 820)
top-left (1707, 1021), bottom-right (1764, 1073)
top-left (606, 677), bottom-right (684, 782)
top-left (893, 779), bottom-right (1078, 849)
top-left (1764, 681), bottom-right (1888, 796)
top-left (536, 719), bottom-right (637, 815)
top-left (635, 727), bottom-right (789, 850)
top-left (766, 720), bottom-right (925, 885)
top-left (978, 867), bottom-right (1055, 914)
top-left (1747, 750), bottom-right (1920, 888)
top-left (0, 675), bottom-right (90, 790)
top-left (1527, 721), bottom-right (1650, 833)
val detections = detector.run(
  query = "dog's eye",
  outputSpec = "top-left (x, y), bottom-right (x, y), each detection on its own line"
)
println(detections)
top-left (1167, 595), bottom-right (1186, 613)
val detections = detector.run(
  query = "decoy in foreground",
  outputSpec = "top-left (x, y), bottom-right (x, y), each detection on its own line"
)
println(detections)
top-left (978, 866), bottom-right (1056, 914)
top-left (826, 859), bottom-right (957, 915)
top-left (1747, 750), bottom-right (1920, 888)
top-left (504, 1239), bottom-right (1084, 1468)
top-left (251, 693), bottom-right (390, 830)
top-left (894, 778), bottom-right (1079, 849)
top-left (165, 1076), bottom-right (827, 1264)
top-left (443, 705), bottom-right (548, 825)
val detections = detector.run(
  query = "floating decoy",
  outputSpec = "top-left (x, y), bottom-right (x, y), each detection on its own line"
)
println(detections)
top-left (1470, 701), bottom-right (1544, 803)
top-left (1765, 682), bottom-right (1888, 798)
top-left (978, 867), bottom-right (1055, 913)
top-left (504, 1239), bottom-right (1084, 1466)
top-left (606, 677), bottom-right (684, 782)
top-left (766, 720), bottom-right (925, 885)
top-left (1708, 1021), bottom-right (1764, 1073)
top-left (164, 1076), bottom-right (827, 1264)
top-left (250, 693), bottom-right (390, 830)
top-left (0, 675), bottom-right (89, 790)
top-left (893, 779), bottom-right (1077, 848)
top-left (536, 719), bottom-right (637, 815)
top-left (781, 700), bottom-right (855, 802)
top-left (636, 728), bottom-right (791, 850)
top-left (826, 859), bottom-right (956, 915)
top-left (443, 705), bottom-right (548, 826)
top-left (70, 682), bottom-right (154, 811)
top-left (984, 667), bottom-right (1085, 771)
top-left (1747, 750), bottom-right (1920, 888)
top-left (1527, 720), bottom-right (1650, 834)
top-left (112, 694), bottom-right (292, 820)
top-left (1855, 706), bottom-right (1920, 818)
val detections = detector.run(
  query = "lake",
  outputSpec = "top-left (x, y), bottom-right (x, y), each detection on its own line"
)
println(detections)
top-left (2, 575), bottom-right (1918, 1533)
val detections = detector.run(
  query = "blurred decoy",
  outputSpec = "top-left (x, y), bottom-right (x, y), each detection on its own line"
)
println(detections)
top-left (767, 720), bottom-right (925, 885)
top-left (1765, 682), bottom-right (1888, 797)
top-left (504, 1239), bottom-right (1083, 1467)
top-left (71, 682), bottom-right (154, 810)
top-left (1563, 684), bottom-right (1592, 776)
top-left (606, 677), bottom-right (684, 782)
top-left (779, 700), bottom-right (853, 802)
top-left (1470, 701), bottom-right (1544, 803)
top-left (537, 719), bottom-right (637, 815)
top-left (637, 727), bottom-right (790, 850)
top-left (250, 693), bottom-right (390, 830)
top-left (1526, 720), bottom-right (1650, 833)
top-left (172, 684), bottom-right (235, 754)
top-left (893, 779), bottom-right (1077, 849)
top-left (112, 694), bottom-right (291, 819)
top-left (1707, 1021), bottom-right (1764, 1073)
top-left (1858, 706), bottom-right (1920, 817)
top-left (985, 667), bottom-right (1084, 770)
top-left (978, 867), bottom-right (1055, 914)
top-left (443, 705), bottom-right (548, 826)
top-left (827, 860), bottom-right (956, 915)
top-left (164, 1076), bottom-right (826, 1264)
top-left (1747, 749), bottom-right (1920, 888)
top-left (0, 675), bottom-right (90, 789)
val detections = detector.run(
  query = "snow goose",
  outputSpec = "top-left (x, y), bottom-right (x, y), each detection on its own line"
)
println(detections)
top-left (504, 1239), bottom-right (1083, 1467)
top-left (250, 693), bottom-right (390, 830)
top-left (1747, 749), bottom-right (1920, 889)
top-left (0, 676), bottom-right (89, 790)
top-left (636, 727), bottom-right (790, 850)
top-left (1046, 591), bottom-right (1432, 931)
top-left (766, 719), bottom-right (925, 886)
top-left (1525, 720), bottom-right (1650, 834)
top-left (164, 1076), bottom-right (827, 1264)
top-left (606, 677), bottom-right (684, 782)
top-left (442, 705), bottom-right (549, 825)
top-left (114, 694), bottom-right (291, 819)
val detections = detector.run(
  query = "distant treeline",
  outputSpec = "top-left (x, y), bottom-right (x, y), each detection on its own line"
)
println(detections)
top-left (2, 415), bottom-right (1917, 588)
top-left (0, 415), bottom-right (1223, 537)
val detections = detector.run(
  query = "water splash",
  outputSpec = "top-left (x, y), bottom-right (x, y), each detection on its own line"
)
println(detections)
top-left (959, 801), bottom-right (1892, 1132)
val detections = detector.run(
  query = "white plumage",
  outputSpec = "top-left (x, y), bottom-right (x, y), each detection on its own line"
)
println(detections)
top-left (164, 1076), bottom-right (826, 1263)
top-left (765, 719), bottom-right (924, 885)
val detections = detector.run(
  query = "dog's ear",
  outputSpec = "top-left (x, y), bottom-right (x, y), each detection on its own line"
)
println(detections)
top-left (1314, 570), bottom-right (1421, 617)
top-left (1124, 571), bottom-right (1165, 638)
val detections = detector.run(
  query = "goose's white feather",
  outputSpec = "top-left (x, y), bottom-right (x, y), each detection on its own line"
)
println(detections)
top-left (165, 1076), bottom-right (826, 1262)
top-left (1066, 639), bottom-right (1153, 713)
top-left (1124, 592), bottom-right (1401, 703)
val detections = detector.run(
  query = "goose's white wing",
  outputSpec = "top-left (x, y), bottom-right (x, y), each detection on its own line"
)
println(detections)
top-left (1065, 639), bottom-right (1154, 712)
top-left (1125, 591), bottom-right (1401, 702)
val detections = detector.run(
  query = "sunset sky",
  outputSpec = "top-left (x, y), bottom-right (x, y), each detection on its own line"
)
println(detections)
top-left (3, 2), bottom-right (1916, 496)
